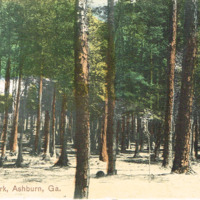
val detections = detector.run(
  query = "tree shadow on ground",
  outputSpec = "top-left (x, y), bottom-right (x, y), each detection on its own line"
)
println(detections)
top-left (123, 156), bottom-right (162, 165)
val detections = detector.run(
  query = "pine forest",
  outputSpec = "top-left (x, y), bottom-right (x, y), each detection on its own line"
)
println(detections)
top-left (0, 0), bottom-right (200, 199)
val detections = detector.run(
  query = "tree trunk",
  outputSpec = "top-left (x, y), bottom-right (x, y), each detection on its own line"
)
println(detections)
top-left (0, 58), bottom-right (11, 166)
top-left (29, 114), bottom-right (35, 146)
top-left (99, 100), bottom-right (108, 162)
top-left (10, 67), bottom-right (22, 155)
top-left (90, 121), bottom-right (96, 154)
top-left (106, 0), bottom-right (117, 176)
top-left (25, 114), bottom-right (28, 132)
top-left (43, 111), bottom-right (50, 160)
top-left (68, 112), bottom-right (73, 143)
top-left (55, 115), bottom-right (59, 144)
top-left (154, 121), bottom-right (162, 161)
top-left (121, 115), bottom-right (126, 152)
top-left (55, 94), bottom-right (68, 166)
top-left (116, 120), bottom-right (121, 154)
top-left (134, 116), bottom-right (140, 158)
top-left (16, 77), bottom-right (28, 167)
top-left (163, 0), bottom-right (177, 168)
top-left (172, 0), bottom-right (197, 174)
top-left (190, 119), bottom-right (195, 160)
top-left (194, 114), bottom-right (199, 159)
top-left (34, 75), bottom-right (43, 155)
top-left (139, 128), bottom-right (144, 151)
top-left (131, 113), bottom-right (134, 143)
top-left (74, 0), bottom-right (90, 198)
top-left (126, 114), bottom-right (130, 149)
top-left (50, 85), bottom-right (56, 157)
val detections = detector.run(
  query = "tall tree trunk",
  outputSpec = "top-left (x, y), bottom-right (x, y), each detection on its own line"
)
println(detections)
top-left (68, 112), bottom-right (73, 143)
top-left (194, 114), bottom-right (199, 159)
top-left (154, 121), bottom-right (162, 161)
top-left (74, 0), bottom-right (90, 198)
top-left (106, 0), bottom-right (117, 176)
top-left (34, 75), bottom-right (43, 155)
top-left (29, 114), bottom-right (35, 147)
top-left (121, 115), bottom-right (126, 152)
top-left (0, 58), bottom-right (11, 166)
top-left (90, 121), bottom-right (96, 154)
top-left (126, 114), bottom-right (130, 149)
top-left (163, 0), bottom-right (177, 168)
top-left (116, 120), bottom-right (121, 154)
top-left (16, 77), bottom-right (28, 167)
top-left (10, 67), bottom-right (22, 155)
top-left (139, 128), bottom-right (144, 151)
top-left (134, 116), bottom-right (140, 158)
top-left (131, 113), bottom-right (134, 143)
top-left (25, 114), bottom-right (28, 132)
top-left (43, 111), bottom-right (50, 160)
top-left (55, 94), bottom-right (68, 166)
top-left (50, 85), bottom-right (56, 157)
top-left (99, 100), bottom-right (108, 162)
top-left (172, 0), bottom-right (197, 173)
top-left (190, 119), bottom-right (195, 160)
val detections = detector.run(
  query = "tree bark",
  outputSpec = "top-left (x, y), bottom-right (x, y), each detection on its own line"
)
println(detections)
top-left (121, 115), bottom-right (126, 152)
top-left (55, 94), bottom-right (68, 166)
top-left (139, 128), bottom-right (144, 151)
top-left (131, 113), bottom-right (134, 143)
top-left (16, 77), bottom-right (28, 167)
top-left (190, 119), bottom-right (195, 160)
top-left (50, 85), bottom-right (56, 157)
top-left (43, 111), bottom-right (50, 160)
top-left (34, 75), bottom-right (43, 155)
top-left (0, 58), bottom-right (11, 166)
top-left (106, 0), bottom-right (117, 176)
top-left (194, 114), bottom-right (199, 159)
top-left (10, 67), bottom-right (22, 154)
top-left (74, 0), bottom-right (90, 198)
top-left (172, 0), bottom-right (198, 174)
top-left (68, 112), bottom-right (73, 143)
top-left (116, 120), bottom-right (121, 154)
top-left (126, 114), bottom-right (130, 149)
top-left (134, 116), bottom-right (140, 158)
top-left (90, 121), bottom-right (96, 154)
top-left (99, 100), bottom-right (108, 162)
top-left (154, 121), bottom-right (162, 161)
top-left (163, 0), bottom-right (177, 168)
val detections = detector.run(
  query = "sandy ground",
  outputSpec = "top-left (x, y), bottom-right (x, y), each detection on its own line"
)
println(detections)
top-left (1, 148), bottom-right (200, 199)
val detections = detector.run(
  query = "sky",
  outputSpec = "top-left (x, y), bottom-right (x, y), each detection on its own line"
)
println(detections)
top-left (89, 0), bottom-right (118, 8)
top-left (88, 0), bottom-right (107, 7)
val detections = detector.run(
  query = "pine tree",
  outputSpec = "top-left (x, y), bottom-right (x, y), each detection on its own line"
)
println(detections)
top-left (10, 66), bottom-right (22, 155)
top-left (50, 85), bottom-right (56, 157)
top-left (74, 0), bottom-right (90, 198)
top-left (99, 100), bottom-right (108, 162)
top-left (34, 75), bottom-right (43, 155)
top-left (106, 0), bottom-right (117, 175)
top-left (172, 0), bottom-right (198, 174)
top-left (0, 58), bottom-right (11, 167)
top-left (163, 0), bottom-right (177, 167)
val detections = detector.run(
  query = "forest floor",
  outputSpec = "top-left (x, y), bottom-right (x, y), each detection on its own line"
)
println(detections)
top-left (1, 145), bottom-right (200, 199)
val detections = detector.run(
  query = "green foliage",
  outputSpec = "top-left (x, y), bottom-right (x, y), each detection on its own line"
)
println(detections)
top-left (0, 94), bottom-right (12, 113)
top-left (0, 0), bottom-right (199, 126)
top-left (88, 10), bottom-right (108, 119)
top-left (115, 0), bottom-right (169, 116)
